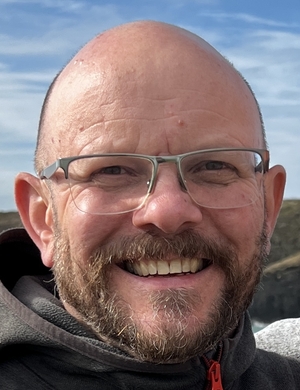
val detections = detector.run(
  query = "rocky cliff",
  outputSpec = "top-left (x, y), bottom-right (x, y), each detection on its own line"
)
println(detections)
top-left (249, 251), bottom-right (300, 323)
top-left (249, 199), bottom-right (300, 323)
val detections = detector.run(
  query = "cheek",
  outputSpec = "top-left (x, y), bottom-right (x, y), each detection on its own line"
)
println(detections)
top-left (58, 206), bottom-right (133, 262)
top-left (203, 205), bottom-right (265, 258)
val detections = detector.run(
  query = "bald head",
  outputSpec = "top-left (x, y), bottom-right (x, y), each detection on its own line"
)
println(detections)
top-left (35, 20), bottom-right (265, 173)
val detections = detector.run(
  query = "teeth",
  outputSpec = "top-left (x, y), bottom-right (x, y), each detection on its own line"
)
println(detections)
top-left (128, 258), bottom-right (204, 277)
top-left (157, 260), bottom-right (169, 275)
top-left (170, 259), bottom-right (182, 274)
top-left (133, 262), bottom-right (142, 275)
top-left (140, 261), bottom-right (149, 277)
top-left (191, 258), bottom-right (200, 273)
top-left (148, 260), bottom-right (157, 275)
top-left (182, 258), bottom-right (190, 273)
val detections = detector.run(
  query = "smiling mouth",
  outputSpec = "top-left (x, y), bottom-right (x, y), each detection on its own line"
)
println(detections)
top-left (121, 258), bottom-right (211, 277)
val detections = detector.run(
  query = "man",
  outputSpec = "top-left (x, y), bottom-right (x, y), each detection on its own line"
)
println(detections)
top-left (0, 20), bottom-right (298, 389)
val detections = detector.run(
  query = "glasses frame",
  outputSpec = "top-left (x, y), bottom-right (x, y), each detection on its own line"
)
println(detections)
top-left (39, 148), bottom-right (269, 212)
top-left (37, 148), bottom-right (270, 215)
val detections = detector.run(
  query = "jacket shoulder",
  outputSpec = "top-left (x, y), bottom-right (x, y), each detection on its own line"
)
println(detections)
top-left (239, 348), bottom-right (300, 389)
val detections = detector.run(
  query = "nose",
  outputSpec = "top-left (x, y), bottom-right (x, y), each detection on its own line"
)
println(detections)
top-left (132, 167), bottom-right (203, 234)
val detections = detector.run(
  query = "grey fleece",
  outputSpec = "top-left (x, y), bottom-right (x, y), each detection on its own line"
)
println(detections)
top-left (255, 318), bottom-right (300, 360)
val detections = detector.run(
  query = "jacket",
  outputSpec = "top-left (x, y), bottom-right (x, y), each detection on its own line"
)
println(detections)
top-left (1, 228), bottom-right (300, 389)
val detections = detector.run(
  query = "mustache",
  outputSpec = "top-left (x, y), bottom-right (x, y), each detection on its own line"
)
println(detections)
top-left (90, 229), bottom-right (236, 268)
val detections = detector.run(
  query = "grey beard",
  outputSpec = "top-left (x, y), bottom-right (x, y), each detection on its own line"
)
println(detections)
top-left (52, 227), bottom-right (268, 364)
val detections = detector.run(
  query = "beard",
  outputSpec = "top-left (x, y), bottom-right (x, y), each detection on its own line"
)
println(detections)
top-left (52, 225), bottom-right (268, 364)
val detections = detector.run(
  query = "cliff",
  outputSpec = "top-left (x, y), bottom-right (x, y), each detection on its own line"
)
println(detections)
top-left (249, 251), bottom-right (300, 322)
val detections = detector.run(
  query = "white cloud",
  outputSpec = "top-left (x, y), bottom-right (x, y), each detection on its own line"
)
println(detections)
top-left (200, 11), bottom-right (299, 28)
top-left (0, 69), bottom-right (54, 142)
top-left (0, 148), bottom-right (35, 211)
top-left (0, 3), bottom-right (124, 57)
top-left (0, 0), bottom-right (85, 12)
top-left (162, 0), bottom-right (219, 7)
top-left (253, 30), bottom-right (300, 50)
top-left (0, 34), bottom-right (74, 56)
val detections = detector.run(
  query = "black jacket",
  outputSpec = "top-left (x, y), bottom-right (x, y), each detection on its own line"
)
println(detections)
top-left (1, 228), bottom-right (300, 389)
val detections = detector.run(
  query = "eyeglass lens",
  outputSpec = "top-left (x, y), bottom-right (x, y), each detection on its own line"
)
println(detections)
top-left (66, 150), bottom-right (264, 215)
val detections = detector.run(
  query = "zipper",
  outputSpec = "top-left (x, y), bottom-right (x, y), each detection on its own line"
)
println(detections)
top-left (206, 361), bottom-right (223, 390)
top-left (202, 344), bottom-right (224, 390)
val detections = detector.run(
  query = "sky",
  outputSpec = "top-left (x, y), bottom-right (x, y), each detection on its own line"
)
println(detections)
top-left (0, 0), bottom-right (299, 211)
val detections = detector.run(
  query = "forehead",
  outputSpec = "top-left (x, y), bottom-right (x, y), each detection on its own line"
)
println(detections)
top-left (44, 25), bottom-right (263, 158)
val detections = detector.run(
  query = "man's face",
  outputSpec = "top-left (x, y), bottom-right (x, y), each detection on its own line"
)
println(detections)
top-left (45, 34), bottom-right (269, 363)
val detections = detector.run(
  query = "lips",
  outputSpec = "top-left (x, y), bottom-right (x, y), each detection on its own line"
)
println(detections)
top-left (123, 258), bottom-right (209, 277)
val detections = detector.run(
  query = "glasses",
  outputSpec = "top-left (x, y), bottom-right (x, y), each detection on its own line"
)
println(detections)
top-left (39, 148), bottom-right (269, 215)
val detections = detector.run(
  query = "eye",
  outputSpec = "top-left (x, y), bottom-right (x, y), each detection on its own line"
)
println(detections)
top-left (99, 165), bottom-right (127, 175)
top-left (192, 160), bottom-right (235, 172)
top-left (204, 161), bottom-right (225, 170)
top-left (89, 165), bottom-right (136, 182)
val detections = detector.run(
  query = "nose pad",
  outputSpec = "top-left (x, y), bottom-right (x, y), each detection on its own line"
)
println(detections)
top-left (177, 173), bottom-right (188, 192)
top-left (132, 170), bottom-right (203, 234)
top-left (147, 161), bottom-right (188, 196)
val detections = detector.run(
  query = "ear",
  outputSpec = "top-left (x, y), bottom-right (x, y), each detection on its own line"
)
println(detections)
top-left (15, 172), bottom-right (55, 268)
top-left (264, 164), bottom-right (286, 238)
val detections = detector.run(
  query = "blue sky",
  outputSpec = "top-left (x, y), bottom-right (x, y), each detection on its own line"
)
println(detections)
top-left (0, 0), bottom-right (299, 211)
